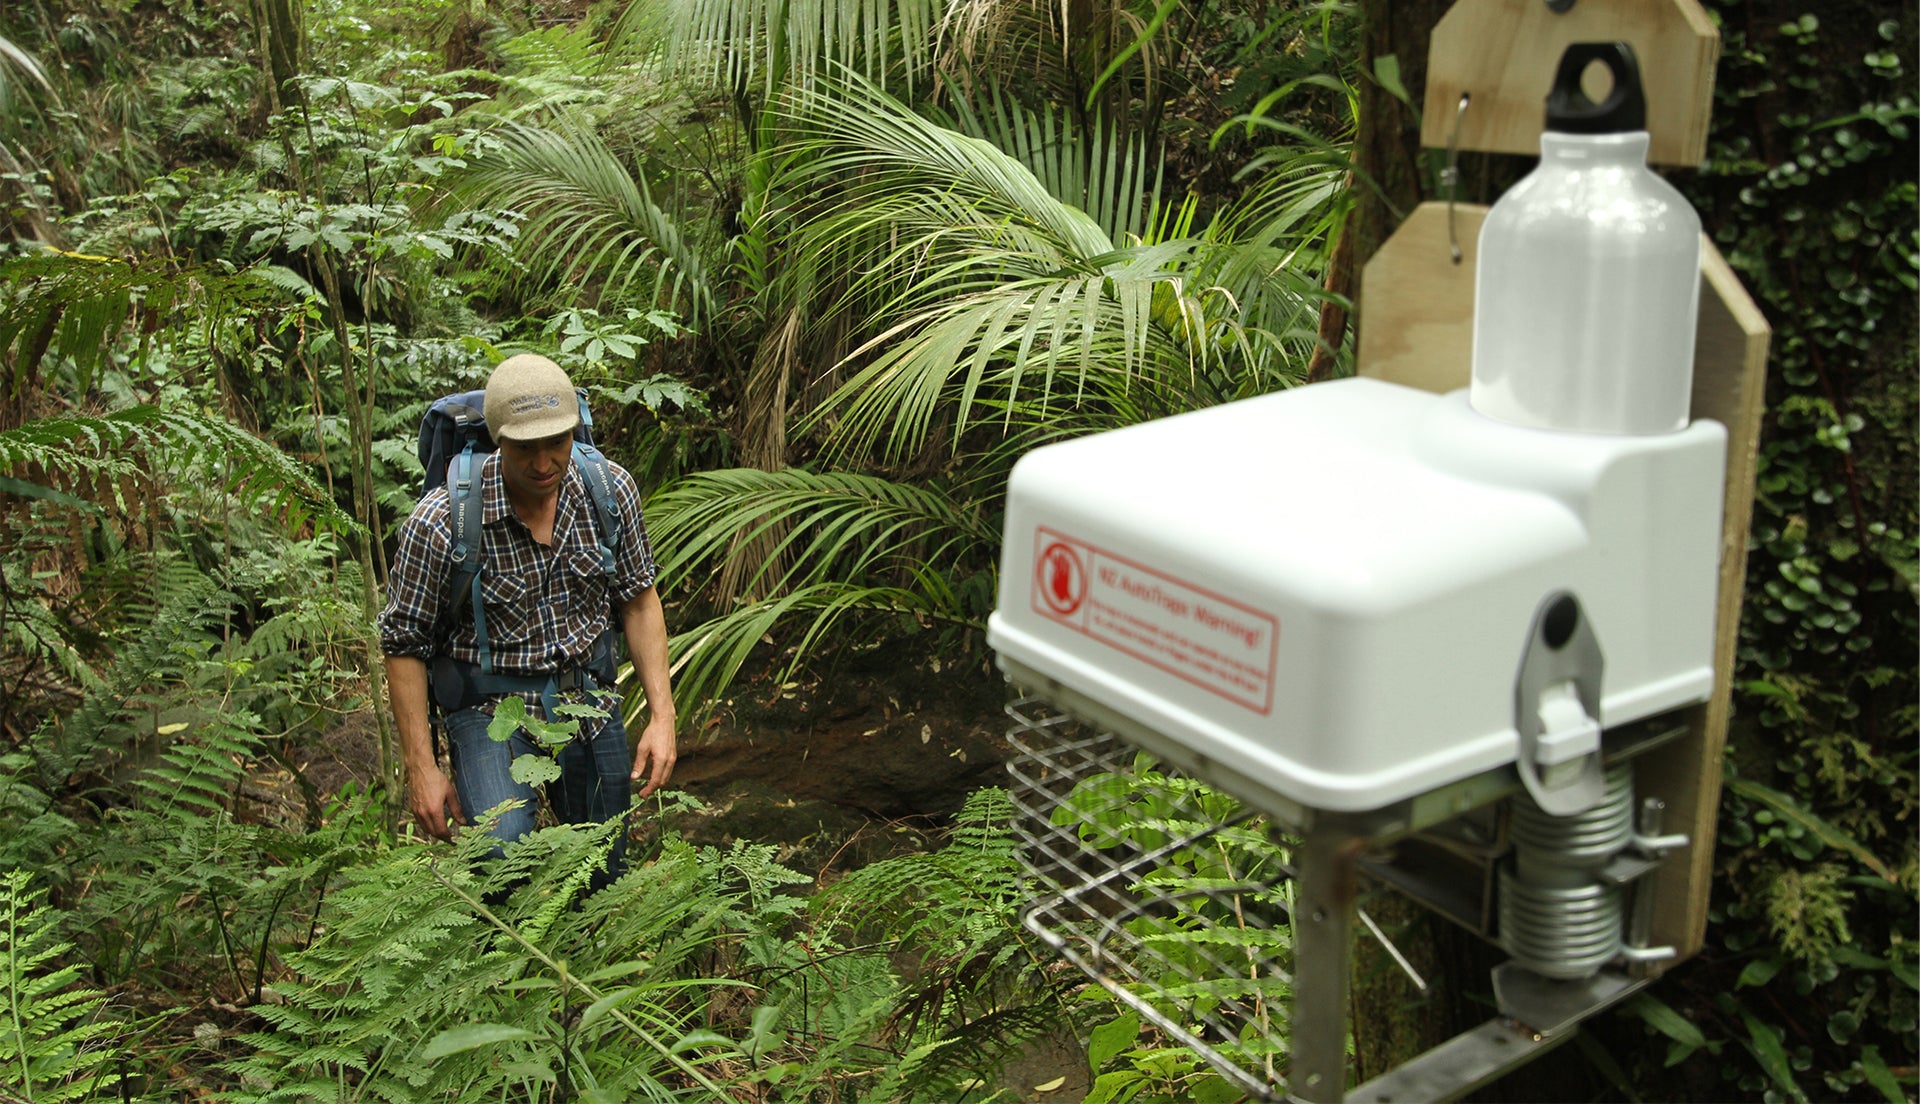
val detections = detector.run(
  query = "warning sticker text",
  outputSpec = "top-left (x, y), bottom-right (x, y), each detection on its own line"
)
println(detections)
top-left (1031, 528), bottom-right (1279, 714)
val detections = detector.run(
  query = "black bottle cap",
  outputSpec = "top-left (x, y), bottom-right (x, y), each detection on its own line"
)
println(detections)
top-left (1545, 42), bottom-right (1647, 134)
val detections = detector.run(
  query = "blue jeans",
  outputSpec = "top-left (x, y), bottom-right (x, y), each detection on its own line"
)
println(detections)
top-left (444, 703), bottom-right (632, 889)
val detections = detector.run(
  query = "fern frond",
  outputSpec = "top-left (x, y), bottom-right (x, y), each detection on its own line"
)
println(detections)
top-left (0, 870), bottom-right (125, 1102)
top-left (814, 788), bottom-right (1048, 1048)
top-left (128, 717), bottom-right (258, 816)
top-left (0, 754), bottom-right (77, 873)
top-left (33, 566), bottom-right (232, 788)
top-left (0, 405), bottom-right (358, 537)
top-left (879, 1003), bottom-right (1064, 1102)
top-left (223, 827), bottom-right (756, 1102)
top-left (0, 249), bottom-right (280, 392)
top-left (254, 263), bottom-right (327, 304)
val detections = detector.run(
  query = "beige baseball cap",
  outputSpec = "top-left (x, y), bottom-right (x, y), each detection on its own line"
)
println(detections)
top-left (484, 354), bottom-right (580, 441)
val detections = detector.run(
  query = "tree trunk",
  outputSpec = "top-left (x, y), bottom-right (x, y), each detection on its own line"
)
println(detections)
top-left (1310, 0), bottom-right (1452, 384)
top-left (253, 0), bottom-right (304, 111)
top-left (1354, 2), bottom-right (1449, 258)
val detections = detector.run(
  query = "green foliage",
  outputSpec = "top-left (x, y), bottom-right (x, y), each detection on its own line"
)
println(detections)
top-left (24, 561), bottom-right (234, 791)
top-left (1083, 1034), bottom-right (1248, 1104)
top-left (4, 0), bottom-right (1911, 1099)
top-left (223, 825), bottom-right (752, 1102)
top-left (817, 789), bottom-right (1034, 1027)
top-left (203, 794), bottom-right (1046, 1103)
top-left (487, 695), bottom-right (615, 787)
top-left (1635, 6), bottom-right (1920, 1099)
top-left (0, 403), bottom-right (359, 539)
top-left (645, 467), bottom-right (998, 717)
top-left (446, 118), bottom-right (719, 321)
top-left (1047, 755), bottom-right (1292, 1092)
top-left (0, 870), bottom-right (125, 1102)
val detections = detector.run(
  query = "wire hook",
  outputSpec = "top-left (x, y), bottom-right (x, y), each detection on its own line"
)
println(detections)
top-left (1443, 92), bottom-right (1471, 265)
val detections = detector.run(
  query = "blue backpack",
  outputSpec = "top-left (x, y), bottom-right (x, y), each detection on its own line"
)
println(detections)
top-left (416, 388), bottom-right (626, 710)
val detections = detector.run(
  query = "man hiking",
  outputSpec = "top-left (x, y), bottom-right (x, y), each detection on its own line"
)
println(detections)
top-left (377, 353), bottom-right (676, 887)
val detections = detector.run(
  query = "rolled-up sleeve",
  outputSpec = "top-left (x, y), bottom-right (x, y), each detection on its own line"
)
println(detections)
top-left (378, 491), bottom-right (453, 660)
top-left (607, 465), bottom-right (659, 606)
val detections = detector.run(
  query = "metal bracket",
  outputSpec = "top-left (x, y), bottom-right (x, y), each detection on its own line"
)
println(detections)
top-left (1513, 592), bottom-right (1608, 816)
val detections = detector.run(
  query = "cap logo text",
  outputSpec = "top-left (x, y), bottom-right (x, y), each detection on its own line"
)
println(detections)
top-left (509, 393), bottom-right (563, 415)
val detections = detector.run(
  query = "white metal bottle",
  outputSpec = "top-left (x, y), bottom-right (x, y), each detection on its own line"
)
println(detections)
top-left (1471, 42), bottom-right (1703, 436)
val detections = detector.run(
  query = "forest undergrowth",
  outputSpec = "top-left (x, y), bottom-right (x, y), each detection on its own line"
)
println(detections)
top-left (0, 0), bottom-right (1913, 1099)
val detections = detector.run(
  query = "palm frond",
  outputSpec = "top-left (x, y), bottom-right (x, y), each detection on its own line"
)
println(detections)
top-left (0, 32), bottom-right (55, 109)
top-left (942, 82), bottom-right (1165, 246)
top-left (649, 466), bottom-right (997, 604)
top-left (610, 0), bottom-right (941, 98)
top-left (774, 72), bottom-right (1334, 464)
top-left (449, 119), bottom-right (717, 322)
top-left (635, 466), bottom-right (1006, 714)
top-left (800, 238), bottom-right (1318, 463)
top-left (785, 72), bottom-right (1115, 262)
top-left (643, 580), bottom-right (956, 730)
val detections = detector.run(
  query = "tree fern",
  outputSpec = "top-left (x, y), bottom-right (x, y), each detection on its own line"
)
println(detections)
top-left (0, 870), bottom-right (125, 1102)
top-left (0, 250), bottom-right (279, 395)
top-left (0, 405), bottom-right (357, 539)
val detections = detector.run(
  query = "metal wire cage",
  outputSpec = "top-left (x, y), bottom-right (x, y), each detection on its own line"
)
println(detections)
top-left (1003, 696), bottom-right (1296, 1101)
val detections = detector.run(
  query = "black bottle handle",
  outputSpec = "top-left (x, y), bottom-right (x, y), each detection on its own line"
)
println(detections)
top-left (1545, 42), bottom-right (1647, 134)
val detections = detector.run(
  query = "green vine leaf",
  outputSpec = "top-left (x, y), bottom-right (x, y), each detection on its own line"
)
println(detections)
top-left (1726, 777), bottom-right (1897, 879)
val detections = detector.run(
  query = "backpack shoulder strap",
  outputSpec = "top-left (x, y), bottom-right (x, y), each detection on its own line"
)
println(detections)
top-left (445, 443), bottom-right (495, 674)
top-left (571, 441), bottom-right (623, 576)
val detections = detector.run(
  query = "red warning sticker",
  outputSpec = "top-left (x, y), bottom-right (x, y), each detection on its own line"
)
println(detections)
top-left (1031, 527), bottom-right (1279, 714)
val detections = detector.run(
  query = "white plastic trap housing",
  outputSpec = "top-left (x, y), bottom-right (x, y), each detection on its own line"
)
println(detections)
top-left (987, 377), bottom-right (1727, 816)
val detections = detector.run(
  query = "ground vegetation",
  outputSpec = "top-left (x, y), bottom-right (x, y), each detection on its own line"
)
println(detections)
top-left (0, 0), bottom-right (1911, 1099)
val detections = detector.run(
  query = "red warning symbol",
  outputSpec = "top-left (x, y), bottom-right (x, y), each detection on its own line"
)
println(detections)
top-left (1037, 541), bottom-right (1085, 616)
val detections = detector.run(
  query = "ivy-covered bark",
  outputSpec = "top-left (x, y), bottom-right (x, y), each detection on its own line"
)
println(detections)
top-left (1667, 3), bottom-right (1917, 1099)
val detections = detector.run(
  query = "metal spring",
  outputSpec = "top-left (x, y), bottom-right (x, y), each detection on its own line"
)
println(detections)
top-left (1499, 763), bottom-right (1636, 978)
top-left (1509, 762), bottom-right (1634, 867)
top-left (1498, 874), bottom-right (1624, 979)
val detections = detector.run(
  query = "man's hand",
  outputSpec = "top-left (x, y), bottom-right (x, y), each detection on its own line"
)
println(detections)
top-left (388, 654), bottom-right (463, 841)
top-left (409, 767), bottom-right (465, 841)
top-left (630, 713), bottom-right (677, 799)
top-left (621, 585), bottom-right (678, 800)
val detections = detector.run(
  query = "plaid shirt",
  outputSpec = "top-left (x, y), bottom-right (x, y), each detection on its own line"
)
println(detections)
top-left (378, 452), bottom-right (659, 676)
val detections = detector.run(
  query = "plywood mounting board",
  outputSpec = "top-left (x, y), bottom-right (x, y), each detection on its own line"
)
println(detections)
top-left (1356, 202), bottom-right (1487, 394)
top-left (1636, 245), bottom-right (1771, 962)
top-left (1420, 0), bottom-right (1719, 167)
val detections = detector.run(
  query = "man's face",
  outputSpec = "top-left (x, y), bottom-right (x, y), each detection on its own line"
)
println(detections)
top-left (497, 431), bottom-right (574, 500)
